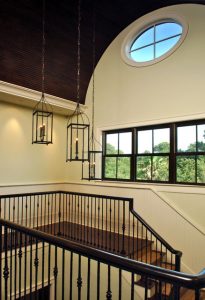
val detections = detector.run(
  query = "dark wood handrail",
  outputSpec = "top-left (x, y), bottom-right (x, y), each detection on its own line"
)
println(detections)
top-left (0, 218), bottom-right (204, 290)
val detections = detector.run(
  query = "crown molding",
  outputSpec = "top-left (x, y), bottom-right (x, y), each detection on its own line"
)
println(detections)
top-left (0, 81), bottom-right (87, 115)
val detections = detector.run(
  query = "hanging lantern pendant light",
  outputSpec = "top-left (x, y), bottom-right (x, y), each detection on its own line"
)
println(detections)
top-left (32, 0), bottom-right (53, 145)
top-left (66, 0), bottom-right (90, 162)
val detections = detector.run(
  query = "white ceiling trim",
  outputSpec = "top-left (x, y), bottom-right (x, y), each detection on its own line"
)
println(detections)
top-left (0, 80), bottom-right (87, 115)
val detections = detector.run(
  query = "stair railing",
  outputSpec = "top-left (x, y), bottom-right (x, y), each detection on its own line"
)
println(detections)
top-left (0, 190), bottom-right (182, 272)
top-left (0, 218), bottom-right (204, 300)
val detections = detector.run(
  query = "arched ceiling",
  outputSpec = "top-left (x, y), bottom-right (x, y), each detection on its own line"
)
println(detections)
top-left (0, 0), bottom-right (205, 104)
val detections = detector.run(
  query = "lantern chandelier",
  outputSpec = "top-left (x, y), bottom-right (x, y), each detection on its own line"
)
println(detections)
top-left (66, 0), bottom-right (90, 162)
top-left (32, 0), bottom-right (53, 145)
top-left (82, 4), bottom-right (102, 180)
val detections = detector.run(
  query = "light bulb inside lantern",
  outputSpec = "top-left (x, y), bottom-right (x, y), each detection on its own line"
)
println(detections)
top-left (40, 124), bottom-right (46, 142)
top-left (90, 161), bottom-right (95, 178)
top-left (75, 137), bottom-right (79, 159)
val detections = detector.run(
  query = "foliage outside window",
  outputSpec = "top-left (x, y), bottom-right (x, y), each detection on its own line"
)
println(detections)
top-left (176, 123), bottom-right (205, 184)
top-left (136, 127), bottom-right (170, 182)
top-left (103, 131), bottom-right (132, 180)
top-left (102, 120), bottom-right (205, 185)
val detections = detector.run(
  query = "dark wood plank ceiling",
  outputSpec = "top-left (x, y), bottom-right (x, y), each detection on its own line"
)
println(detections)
top-left (0, 0), bottom-right (205, 104)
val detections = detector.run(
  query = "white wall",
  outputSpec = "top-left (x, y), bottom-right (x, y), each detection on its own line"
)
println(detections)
top-left (0, 101), bottom-right (67, 185)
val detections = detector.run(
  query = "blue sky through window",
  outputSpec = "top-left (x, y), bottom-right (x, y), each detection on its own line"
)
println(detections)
top-left (130, 21), bottom-right (183, 62)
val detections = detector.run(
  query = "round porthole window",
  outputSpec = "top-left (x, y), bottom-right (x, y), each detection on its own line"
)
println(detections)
top-left (122, 17), bottom-right (188, 67)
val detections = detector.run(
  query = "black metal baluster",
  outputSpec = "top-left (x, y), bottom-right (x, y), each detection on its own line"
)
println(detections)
top-left (121, 201), bottom-right (126, 255)
top-left (97, 262), bottom-right (100, 300)
top-left (69, 252), bottom-right (73, 300)
top-left (66, 194), bottom-right (69, 238)
top-left (58, 193), bottom-right (61, 236)
top-left (18, 232), bottom-right (23, 299)
top-left (3, 198), bottom-right (6, 221)
top-left (29, 234), bottom-right (32, 300)
top-left (29, 196), bottom-right (32, 229)
top-left (118, 269), bottom-right (122, 300)
top-left (3, 226), bottom-right (9, 300)
top-left (25, 196), bottom-right (28, 228)
top-left (8, 197), bottom-right (11, 223)
top-left (94, 197), bottom-right (97, 246)
top-left (80, 196), bottom-right (83, 242)
top-left (131, 272), bottom-right (134, 300)
top-left (136, 220), bottom-right (139, 260)
top-left (48, 244), bottom-right (51, 299)
top-left (17, 197), bottom-right (19, 225)
top-left (132, 215), bottom-right (135, 260)
top-left (24, 233), bottom-right (27, 299)
top-left (105, 199), bottom-right (108, 250)
top-left (69, 194), bottom-right (72, 239)
top-left (54, 193), bottom-right (57, 235)
top-left (34, 195), bottom-right (37, 229)
top-left (53, 246), bottom-right (58, 300)
top-left (87, 197), bottom-right (90, 244)
top-left (71, 195), bottom-right (74, 240)
top-left (63, 193), bottom-right (65, 237)
top-left (41, 195), bottom-right (43, 230)
top-left (34, 239), bottom-right (39, 298)
top-left (14, 230), bottom-right (17, 299)
top-left (77, 195), bottom-right (80, 241)
top-left (42, 241), bottom-right (45, 297)
top-left (106, 265), bottom-right (112, 299)
top-left (195, 289), bottom-right (200, 300)
top-left (84, 196), bottom-right (86, 243)
top-left (128, 210), bottom-right (130, 258)
top-left (87, 258), bottom-right (90, 300)
top-left (113, 200), bottom-right (116, 252)
top-left (37, 195), bottom-right (39, 230)
top-left (144, 276), bottom-right (148, 300)
top-left (62, 249), bottom-right (65, 300)
top-left (102, 198), bottom-right (104, 249)
top-left (91, 197), bottom-right (93, 245)
top-left (44, 195), bottom-right (47, 233)
top-left (9, 228), bottom-right (13, 300)
top-left (47, 194), bottom-right (50, 234)
top-left (145, 228), bottom-right (148, 264)
top-left (118, 201), bottom-right (120, 253)
top-left (21, 196), bottom-right (23, 225)
top-left (74, 195), bottom-right (77, 240)
top-left (77, 255), bottom-right (82, 300)
top-left (161, 243), bottom-right (163, 268)
top-left (140, 224), bottom-right (143, 262)
top-left (97, 199), bottom-right (100, 248)
top-left (51, 194), bottom-right (53, 235)
top-left (109, 199), bottom-right (112, 251)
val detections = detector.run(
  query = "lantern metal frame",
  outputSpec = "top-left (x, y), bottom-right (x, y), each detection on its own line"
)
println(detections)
top-left (66, 0), bottom-right (90, 162)
top-left (66, 104), bottom-right (90, 162)
top-left (32, 0), bottom-right (53, 145)
top-left (32, 96), bottom-right (53, 145)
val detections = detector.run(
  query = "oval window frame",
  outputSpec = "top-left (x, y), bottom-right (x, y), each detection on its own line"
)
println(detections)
top-left (121, 13), bottom-right (188, 67)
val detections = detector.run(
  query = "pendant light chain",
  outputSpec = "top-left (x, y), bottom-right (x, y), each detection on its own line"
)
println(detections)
top-left (77, 0), bottom-right (81, 107)
top-left (91, 4), bottom-right (95, 151)
top-left (42, 0), bottom-right (46, 99)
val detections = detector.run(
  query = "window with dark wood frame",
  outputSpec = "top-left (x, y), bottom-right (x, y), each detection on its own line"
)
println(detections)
top-left (102, 119), bottom-right (205, 185)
